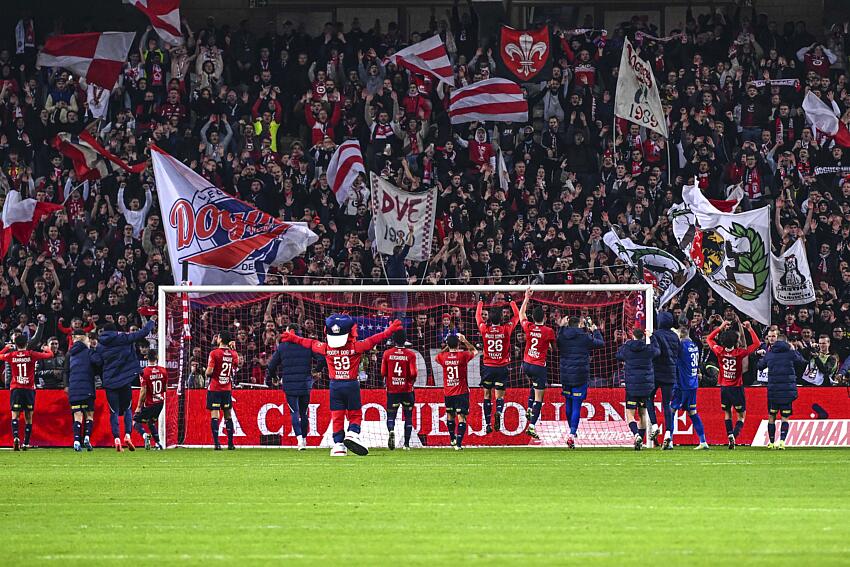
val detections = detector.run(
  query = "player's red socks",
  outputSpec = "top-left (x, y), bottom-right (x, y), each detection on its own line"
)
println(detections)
top-left (331, 410), bottom-right (346, 443)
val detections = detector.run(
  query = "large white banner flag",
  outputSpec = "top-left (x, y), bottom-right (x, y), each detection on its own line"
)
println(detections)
top-left (602, 230), bottom-right (696, 309)
top-left (152, 146), bottom-right (317, 285)
top-left (670, 198), bottom-right (771, 324)
top-left (771, 238), bottom-right (815, 306)
top-left (615, 37), bottom-right (668, 138)
top-left (370, 173), bottom-right (437, 261)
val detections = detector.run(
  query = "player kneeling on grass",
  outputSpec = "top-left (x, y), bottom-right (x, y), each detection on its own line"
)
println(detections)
top-left (617, 328), bottom-right (660, 450)
top-left (282, 314), bottom-right (402, 457)
top-left (0, 335), bottom-right (54, 451)
top-left (436, 334), bottom-right (477, 450)
top-left (207, 332), bottom-right (240, 450)
top-left (706, 319), bottom-right (760, 449)
top-left (381, 330), bottom-right (417, 451)
top-left (673, 327), bottom-right (709, 450)
top-left (98, 317), bottom-right (157, 452)
top-left (266, 324), bottom-right (316, 451)
top-left (757, 334), bottom-right (803, 450)
top-left (557, 315), bottom-right (604, 448)
top-left (518, 289), bottom-right (555, 440)
top-left (134, 351), bottom-right (167, 450)
top-left (66, 331), bottom-right (101, 451)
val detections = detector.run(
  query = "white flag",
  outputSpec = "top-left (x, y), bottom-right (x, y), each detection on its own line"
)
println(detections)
top-left (152, 147), bottom-right (318, 285)
top-left (771, 238), bottom-right (815, 306)
top-left (497, 150), bottom-right (510, 192)
top-left (602, 230), bottom-right (696, 308)
top-left (615, 37), bottom-right (668, 138)
top-left (670, 200), bottom-right (771, 324)
top-left (370, 173), bottom-right (437, 262)
top-left (86, 84), bottom-right (110, 120)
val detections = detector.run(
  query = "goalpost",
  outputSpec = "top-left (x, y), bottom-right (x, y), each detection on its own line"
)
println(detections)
top-left (157, 284), bottom-right (653, 448)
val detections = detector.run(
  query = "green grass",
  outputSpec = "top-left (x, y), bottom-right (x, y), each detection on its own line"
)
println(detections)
top-left (1, 448), bottom-right (848, 566)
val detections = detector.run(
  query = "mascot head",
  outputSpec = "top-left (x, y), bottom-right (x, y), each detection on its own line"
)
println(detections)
top-left (325, 314), bottom-right (355, 348)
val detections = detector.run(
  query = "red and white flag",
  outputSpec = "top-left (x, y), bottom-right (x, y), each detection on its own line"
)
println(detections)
top-left (326, 140), bottom-right (365, 206)
top-left (52, 132), bottom-right (147, 181)
top-left (803, 91), bottom-right (850, 148)
top-left (390, 35), bottom-right (455, 88)
top-left (0, 190), bottom-right (64, 258)
top-left (37, 32), bottom-right (134, 90)
top-left (129, 0), bottom-right (183, 46)
top-left (449, 78), bottom-right (527, 124)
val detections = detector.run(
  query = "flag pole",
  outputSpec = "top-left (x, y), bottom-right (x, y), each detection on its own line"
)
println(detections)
top-left (666, 137), bottom-right (672, 186)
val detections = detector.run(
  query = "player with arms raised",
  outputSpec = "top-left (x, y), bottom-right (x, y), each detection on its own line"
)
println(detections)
top-left (381, 330), bottom-right (418, 450)
top-left (706, 319), bottom-right (760, 449)
top-left (206, 332), bottom-right (240, 451)
top-left (282, 314), bottom-right (402, 456)
top-left (134, 351), bottom-right (167, 450)
top-left (475, 295), bottom-right (519, 433)
top-left (0, 335), bottom-right (53, 450)
top-left (436, 333), bottom-right (478, 450)
top-left (518, 288), bottom-right (555, 439)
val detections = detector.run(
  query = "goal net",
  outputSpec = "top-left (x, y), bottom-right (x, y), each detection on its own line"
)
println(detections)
top-left (158, 285), bottom-right (652, 448)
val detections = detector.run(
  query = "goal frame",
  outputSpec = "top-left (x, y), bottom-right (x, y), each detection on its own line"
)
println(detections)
top-left (157, 284), bottom-right (654, 448)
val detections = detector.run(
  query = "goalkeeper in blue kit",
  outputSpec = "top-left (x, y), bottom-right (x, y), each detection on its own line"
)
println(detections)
top-left (673, 327), bottom-right (709, 450)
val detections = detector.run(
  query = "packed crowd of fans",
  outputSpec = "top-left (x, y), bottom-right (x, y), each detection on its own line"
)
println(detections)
top-left (1, 2), bottom-right (850, 388)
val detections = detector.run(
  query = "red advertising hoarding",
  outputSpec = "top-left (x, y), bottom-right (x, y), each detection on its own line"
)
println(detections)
top-left (1, 388), bottom-right (848, 448)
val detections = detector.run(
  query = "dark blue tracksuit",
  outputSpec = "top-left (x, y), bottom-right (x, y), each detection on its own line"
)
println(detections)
top-left (66, 339), bottom-right (102, 442)
top-left (649, 312), bottom-right (680, 433)
top-left (557, 326), bottom-right (604, 434)
top-left (98, 320), bottom-right (155, 438)
top-left (266, 342), bottom-right (316, 438)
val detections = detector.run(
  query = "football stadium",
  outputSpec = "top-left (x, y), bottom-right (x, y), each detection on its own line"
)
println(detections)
top-left (2, 0), bottom-right (850, 564)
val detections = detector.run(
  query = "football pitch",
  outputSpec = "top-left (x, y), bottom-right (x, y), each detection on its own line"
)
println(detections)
top-left (1, 448), bottom-right (848, 566)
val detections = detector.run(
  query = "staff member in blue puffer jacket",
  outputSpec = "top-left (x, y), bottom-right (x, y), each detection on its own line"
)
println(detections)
top-left (65, 331), bottom-right (102, 452)
top-left (266, 324), bottom-right (317, 451)
top-left (617, 327), bottom-right (661, 451)
top-left (757, 334), bottom-right (804, 450)
top-left (97, 317), bottom-right (156, 452)
top-left (650, 311), bottom-right (680, 450)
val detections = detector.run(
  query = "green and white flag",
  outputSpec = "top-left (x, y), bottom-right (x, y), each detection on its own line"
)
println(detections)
top-left (603, 230), bottom-right (696, 309)
top-left (670, 198), bottom-right (772, 325)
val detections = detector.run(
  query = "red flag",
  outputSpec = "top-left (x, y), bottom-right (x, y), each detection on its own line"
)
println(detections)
top-left (0, 190), bottom-right (64, 258)
top-left (130, 0), bottom-right (183, 46)
top-left (36, 32), bottom-right (134, 90)
top-left (496, 25), bottom-right (552, 82)
top-left (52, 132), bottom-right (147, 181)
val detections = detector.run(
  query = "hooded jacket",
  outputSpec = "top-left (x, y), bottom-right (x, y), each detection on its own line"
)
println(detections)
top-left (652, 311), bottom-right (681, 385)
top-left (617, 336), bottom-right (661, 397)
top-left (97, 320), bottom-right (155, 389)
top-left (557, 326), bottom-right (604, 386)
top-left (66, 340), bottom-right (101, 401)
top-left (757, 340), bottom-right (803, 404)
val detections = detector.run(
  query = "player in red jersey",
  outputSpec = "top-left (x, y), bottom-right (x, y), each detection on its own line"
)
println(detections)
top-left (518, 288), bottom-right (556, 439)
top-left (282, 314), bottom-right (402, 456)
top-left (134, 350), bottom-right (167, 450)
top-left (436, 333), bottom-right (478, 450)
top-left (475, 295), bottom-right (519, 433)
top-left (380, 330), bottom-right (418, 450)
top-left (706, 319), bottom-right (760, 449)
top-left (0, 335), bottom-right (53, 450)
top-left (206, 332), bottom-right (240, 450)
